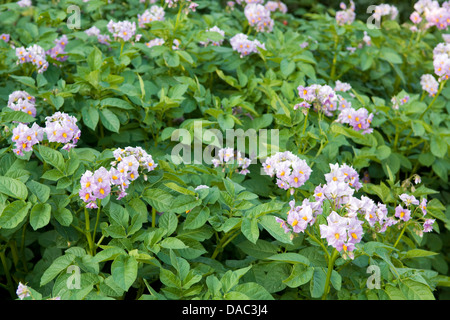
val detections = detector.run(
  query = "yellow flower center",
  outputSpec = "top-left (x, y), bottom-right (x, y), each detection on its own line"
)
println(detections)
top-left (335, 233), bottom-right (340, 240)
top-left (292, 219), bottom-right (298, 227)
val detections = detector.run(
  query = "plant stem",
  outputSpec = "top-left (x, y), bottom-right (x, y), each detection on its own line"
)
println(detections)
top-left (322, 249), bottom-right (339, 300)
top-left (84, 208), bottom-right (94, 256)
top-left (330, 34), bottom-right (340, 81)
top-left (393, 222), bottom-right (408, 248)
top-left (0, 249), bottom-right (15, 299)
top-left (92, 202), bottom-right (102, 248)
top-left (211, 229), bottom-right (240, 260)
top-left (151, 207), bottom-right (156, 228)
top-left (306, 229), bottom-right (330, 263)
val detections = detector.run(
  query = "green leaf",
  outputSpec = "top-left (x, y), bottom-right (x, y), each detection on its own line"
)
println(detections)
top-left (399, 279), bottom-right (435, 300)
top-left (241, 217), bottom-right (259, 244)
top-left (142, 188), bottom-right (175, 212)
top-left (101, 98), bottom-right (134, 110)
top-left (0, 176), bottom-right (28, 200)
top-left (87, 46), bottom-right (103, 71)
top-left (160, 268), bottom-right (181, 288)
top-left (400, 249), bottom-right (439, 260)
top-left (38, 145), bottom-right (65, 172)
top-left (40, 253), bottom-right (76, 286)
top-left (234, 283), bottom-right (274, 300)
top-left (50, 95), bottom-right (64, 110)
top-left (236, 239), bottom-right (278, 259)
top-left (376, 145), bottom-right (391, 161)
top-left (164, 50), bottom-right (180, 68)
top-left (26, 180), bottom-right (50, 203)
top-left (171, 195), bottom-right (201, 214)
top-left (280, 59), bottom-right (296, 77)
top-left (100, 108), bottom-right (120, 133)
top-left (53, 208), bottom-right (73, 227)
top-left (160, 237), bottom-right (189, 249)
top-left (184, 207), bottom-right (210, 230)
top-left (430, 135), bottom-right (448, 158)
top-left (217, 113), bottom-right (235, 130)
top-left (265, 253), bottom-right (310, 266)
top-left (111, 255), bottom-right (138, 291)
top-left (1, 111), bottom-right (36, 123)
top-left (30, 203), bottom-right (51, 230)
top-left (158, 211), bottom-right (178, 236)
top-left (310, 267), bottom-right (327, 298)
top-left (380, 47), bottom-right (402, 64)
top-left (81, 106), bottom-right (99, 131)
top-left (259, 215), bottom-right (292, 244)
top-left (283, 265), bottom-right (314, 288)
top-left (164, 182), bottom-right (196, 196)
top-left (384, 284), bottom-right (407, 300)
top-left (0, 200), bottom-right (31, 229)
top-left (9, 75), bottom-right (36, 88)
top-left (41, 169), bottom-right (65, 181)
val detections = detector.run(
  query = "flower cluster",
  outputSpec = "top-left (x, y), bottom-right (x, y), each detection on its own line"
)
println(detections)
top-left (433, 42), bottom-right (450, 81)
top-left (372, 4), bottom-right (399, 21)
top-left (16, 44), bottom-right (49, 73)
top-left (138, 5), bottom-right (165, 28)
top-left (80, 147), bottom-right (157, 208)
top-left (421, 73), bottom-right (439, 96)
top-left (1, 33), bottom-right (10, 42)
top-left (336, 0), bottom-right (356, 25)
top-left (46, 35), bottom-right (69, 62)
top-left (199, 26), bottom-right (225, 47)
top-left (296, 83), bottom-right (374, 134)
top-left (7, 90), bottom-right (36, 117)
top-left (397, 193), bottom-right (435, 236)
top-left (297, 84), bottom-right (338, 116)
top-left (244, 3), bottom-right (274, 32)
top-left (263, 151), bottom-right (312, 195)
top-left (107, 20), bottom-right (138, 42)
top-left (43, 112), bottom-right (81, 151)
top-left (85, 26), bottom-right (112, 46)
top-left (320, 212), bottom-right (364, 259)
top-left (411, 0), bottom-right (450, 30)
top-left (230, 33), bottom-right (265, 57)
top-left (211, 148), bottom-right (251, 175)
top-left (391, 94), bottom-right (410, 110)
top-left (165, 0), bottom-right (198, 12)
top-left (265, 1), bottom-right (287, 14)
top-left (16, 282), bottom-right (31, 300)
top-left (146, 38), bottom-right (165, 48)
top-left (11, 123), bottom-right (43, 156)
top-left (17, 0), bottom-right (31, 7)
top-left (336, 106), bottom-right (374, 134)
top-left (334, 80), bottom-right (352, 93)
top-left (273, 163), bottom-right (437, 260)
